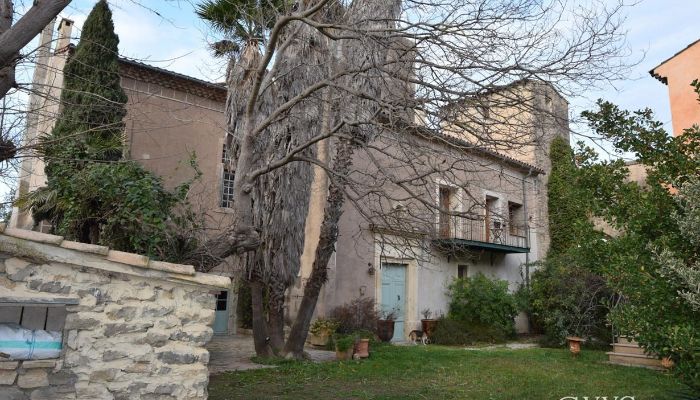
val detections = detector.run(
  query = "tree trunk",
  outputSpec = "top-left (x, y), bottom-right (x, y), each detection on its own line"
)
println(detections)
top-left (0, 0), bottom-right (71, 99)
top-left (283, 138), bottom-right (356, 358)
top-left (249, 278), bottom-right (272, 357)
top-left (267, 299), bottom-right (285, 355)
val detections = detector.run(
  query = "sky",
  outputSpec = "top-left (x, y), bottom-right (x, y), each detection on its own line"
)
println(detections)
top-left (48, 0), bottom-right (699, 135)
top-left (575, 0), bottom-right (700, 135)
top-left (12, 0), bottom-right (700, 162)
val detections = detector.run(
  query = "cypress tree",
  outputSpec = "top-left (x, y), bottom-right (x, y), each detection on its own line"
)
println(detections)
top-left (547, 136), bottom-right (588, 255)
top-left (37, 0), bottom-right (127, 243)
top-left (44, 0), bottom-right (127, 170)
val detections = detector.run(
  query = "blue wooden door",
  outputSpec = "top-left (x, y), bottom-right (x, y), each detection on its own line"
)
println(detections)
top-left (381, 263), bottom-right (407, 341)
top-left (213, 291), bottom-right (229, 334)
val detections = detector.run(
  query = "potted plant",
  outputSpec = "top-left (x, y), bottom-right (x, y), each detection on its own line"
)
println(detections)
top-left (353, 330), bottom-right (373, 359)
top-left (308, 318), bottom-right (339, 347)
top-left (566, 336), bottom-right (585, 356)
top-left (335, 335), bottom-right (354, 361)
top-left (420, 308), bottom-right (438, 339)
top-left (376, 308), bottom-right (398, 342)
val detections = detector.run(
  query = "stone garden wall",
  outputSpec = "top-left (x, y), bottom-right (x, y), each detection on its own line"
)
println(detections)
top-left (0, 228), bottom-right (230, 400)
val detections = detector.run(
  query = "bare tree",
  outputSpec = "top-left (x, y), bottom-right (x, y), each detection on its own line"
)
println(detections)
top-left (194, 0), bottom-right (629, 358)
top-left (0, 0), bottom-right (71, 100)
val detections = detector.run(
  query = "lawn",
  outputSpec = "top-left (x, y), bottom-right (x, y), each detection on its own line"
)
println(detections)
top-left (208, 344), bottom-right (686, 400)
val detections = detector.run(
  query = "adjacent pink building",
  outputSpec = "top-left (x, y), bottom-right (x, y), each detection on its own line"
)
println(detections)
top-left (650, 39), bottom-right (700, 136)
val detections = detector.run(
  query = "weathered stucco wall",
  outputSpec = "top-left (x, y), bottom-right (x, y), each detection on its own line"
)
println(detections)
top-left (0, 228), bottom-right (230, 400)
top-left (289, 123), bottom-right (546, 337)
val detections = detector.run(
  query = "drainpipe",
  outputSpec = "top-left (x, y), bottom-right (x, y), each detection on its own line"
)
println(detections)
top-left (522, 168), bottom-right (534, 335)
top-left (522, 168), bottom-right (534, 290)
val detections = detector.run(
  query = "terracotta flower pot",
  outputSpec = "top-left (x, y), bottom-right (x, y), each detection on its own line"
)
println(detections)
top-left (421, 319), bottom-right (438, 338)
top-left (354, 338), bottom-right (370, 358)
top-left (376, 320), bottom-right (395, 342)
top-left (661, 356), bottom-right (675, 369)
top-left (566, 336), bottom-right (584, 356)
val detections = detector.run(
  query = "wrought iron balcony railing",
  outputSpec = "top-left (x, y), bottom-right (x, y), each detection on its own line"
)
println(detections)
top-left (435, 214), bottom-right (528, 250)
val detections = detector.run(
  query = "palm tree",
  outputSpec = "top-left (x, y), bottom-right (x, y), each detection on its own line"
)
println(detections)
top-left (198, 0), bottom-right (294, 358)
top-left (196, 0), bottom-right (285, 56)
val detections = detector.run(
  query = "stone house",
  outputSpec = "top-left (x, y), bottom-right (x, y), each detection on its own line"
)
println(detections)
top-left (0, 226), bottom-right (230, 399)
top-left (11, 19), bottom-right (569, 341)
top-left (12, 19), bottom-right (232, 237)
top-left (291, 80), bottom-right (568, 339)
top-left (10, 19), bottom-right (238, 335)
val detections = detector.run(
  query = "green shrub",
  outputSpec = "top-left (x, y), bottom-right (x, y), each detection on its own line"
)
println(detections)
top-left (529, 258), bottom-right (612, 347)
top-left (334, 335), bottom-right (354, 352)
top-left (236, 281), bottom-right (253, 329)
top-left (431, 318), bottom-right (472, 346)
top-left (431, 318), bottom-right (511, 346)
top-left (309, 318), bottom-right (339, 336)
top-left (447, 273), bottom-right (517, 338)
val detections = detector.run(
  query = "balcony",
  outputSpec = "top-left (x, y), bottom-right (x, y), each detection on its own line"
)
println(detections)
top-left (432, 215), bottom-right (529, 255)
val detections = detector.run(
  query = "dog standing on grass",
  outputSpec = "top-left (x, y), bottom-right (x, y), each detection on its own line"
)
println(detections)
top-left (408, 330), bottom-right (429, 345)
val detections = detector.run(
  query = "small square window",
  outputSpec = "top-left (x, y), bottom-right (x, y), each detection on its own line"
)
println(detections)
top-left (458, 265), bottom-right (468, 279)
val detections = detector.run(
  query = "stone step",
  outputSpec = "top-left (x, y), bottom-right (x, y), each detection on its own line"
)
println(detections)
top-left (613, 343), bottom-right (648, 356)
top-left (607, 352), bottom-right (663, 369)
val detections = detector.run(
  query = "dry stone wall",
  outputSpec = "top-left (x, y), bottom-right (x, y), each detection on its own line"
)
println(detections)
top-left (0, 228), bottom-right (230, 400)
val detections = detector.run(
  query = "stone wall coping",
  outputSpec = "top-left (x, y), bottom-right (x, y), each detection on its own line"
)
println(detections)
top-left (0, 228), bottom-right (230, 290)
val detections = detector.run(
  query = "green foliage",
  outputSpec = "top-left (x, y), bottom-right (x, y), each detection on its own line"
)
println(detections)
top-left (529, 259), bottom-right (613, 347)
top-left (430, 317), bottom-right (508, 346)
top-left (642, 177), bottom-right (700, 390)
top-left (447, 274), bottom-right (517, 338)
top-left (548, 136), bottom-right (590, 255)
top-left (659, 177), bottom-right (700, 311)
top-left (579, 82), bottom-right (700, 391)
top-left (351, 329), bottom-right (377, 341)
top-left (334, 335), bottom-right (354, 352)
top-left (236, 280), bottom-right (253, 329)
top-left (430, 318), bottom-right (472, 346)
top-left (582, 99), bottom-right (700, 189)
top-left (44, 0), bottom-right (126, 168)
top-left (309, 318), bottom-right (340, 336)
top-left (196, 0), bottom-right (287, 55)
top-left (526, 136), bottom-right (616, 347)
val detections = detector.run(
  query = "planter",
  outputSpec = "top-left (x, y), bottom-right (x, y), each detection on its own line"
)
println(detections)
top-left (308, 332), bottom-right (330, 347)
top-left (335, 347), bottom-right (353, 361)
top-left (354, 338), bottom-right (370, 358)
top-left (421, 319), bottom-right (438, 338)
top-left (377, 319), bottom-right (395, 342)
top-left (661, 356), bottom-right (675, 369)
top-left (566, 336), bottom-right (584, 356)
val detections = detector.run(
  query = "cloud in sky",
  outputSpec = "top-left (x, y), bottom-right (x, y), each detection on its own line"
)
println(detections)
top-left (59, 0), bottom-right (224, 81)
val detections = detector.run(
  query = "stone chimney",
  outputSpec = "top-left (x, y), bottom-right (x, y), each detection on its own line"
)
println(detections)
top-left (37, 18), bottom-right (55, 58)
top-left (55, 18), bottom-right (74, 54)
